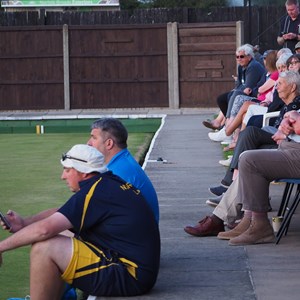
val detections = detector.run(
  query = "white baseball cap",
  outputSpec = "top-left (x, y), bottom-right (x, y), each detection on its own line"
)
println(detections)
top-left (61, 144), bottom-right (107, 174)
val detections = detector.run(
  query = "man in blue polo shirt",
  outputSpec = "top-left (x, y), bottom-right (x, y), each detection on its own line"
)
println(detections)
top-left (87, 118), bottom-right (159, 223)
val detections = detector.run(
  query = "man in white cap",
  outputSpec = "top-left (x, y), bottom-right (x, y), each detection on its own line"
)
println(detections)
top-left (0, 144), bottom-right (160, 299)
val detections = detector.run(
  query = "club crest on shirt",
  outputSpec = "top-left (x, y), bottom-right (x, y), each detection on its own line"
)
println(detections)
top-left (119, 182), bottom-right (141, 195)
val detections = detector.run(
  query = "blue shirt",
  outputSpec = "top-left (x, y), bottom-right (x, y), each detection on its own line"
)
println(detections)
top-left (107, 149), bottom-right (159, 223)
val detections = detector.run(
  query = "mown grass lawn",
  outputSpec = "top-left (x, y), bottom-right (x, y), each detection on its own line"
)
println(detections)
top-left (0, 128), bottom-right (157, 299)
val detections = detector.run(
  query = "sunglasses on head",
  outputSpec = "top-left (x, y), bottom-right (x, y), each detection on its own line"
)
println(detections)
top-left (236, 55), bottom-right (246, 59)
top-left (62, 153), bottom-right (87, 163)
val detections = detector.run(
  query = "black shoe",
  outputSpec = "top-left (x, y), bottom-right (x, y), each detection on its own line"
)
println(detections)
top-left (221, 179), bottom-right (232, 187)
top-left (209, 185), bottom-right (228, 196)
top-left (206, 195), bottom-right (223, 207)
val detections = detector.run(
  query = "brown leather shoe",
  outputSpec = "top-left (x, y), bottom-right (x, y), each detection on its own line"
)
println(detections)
top-left (184, 216), bottom-right (225, 237)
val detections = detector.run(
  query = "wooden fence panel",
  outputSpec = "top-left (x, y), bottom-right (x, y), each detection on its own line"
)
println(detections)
top-left (178, 22), bottom-right (237, 108)
top-left (0, 6), bottom-right (287, 53)
top-left (68, 25), bottom-right (168, 109)
top-left (0, 26), bottom-right (64, 110)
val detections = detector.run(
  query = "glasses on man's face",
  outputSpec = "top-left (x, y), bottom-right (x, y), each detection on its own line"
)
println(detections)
top-left (62, 153), bottom-right (88, 163)
top-left (289, 61), bottom-right (300, 66)
top-left (236, 55), bottom-right (246, 59)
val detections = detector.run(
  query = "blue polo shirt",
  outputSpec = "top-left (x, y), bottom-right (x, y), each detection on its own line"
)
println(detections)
top-left (107, 149), bottom-right (159, 223)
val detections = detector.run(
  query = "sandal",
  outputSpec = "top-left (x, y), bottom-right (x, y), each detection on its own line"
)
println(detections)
top-left (223, 142), bottom-right (236, 152)
top-left (202, 119), bottom-right (222, 130)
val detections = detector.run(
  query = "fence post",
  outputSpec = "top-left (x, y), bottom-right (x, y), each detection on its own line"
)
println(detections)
top-left (236, 20), bottom-right (244, 48)
top-left (167, 22), bottom-right (179, 109)
top-left (63, 24), bottom-right (70, 111)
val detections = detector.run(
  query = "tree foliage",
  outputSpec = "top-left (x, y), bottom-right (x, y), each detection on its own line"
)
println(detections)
top-left (120, 0), bottom-right (284, 10)
top-left (120, 0), bottom-right (227, 10)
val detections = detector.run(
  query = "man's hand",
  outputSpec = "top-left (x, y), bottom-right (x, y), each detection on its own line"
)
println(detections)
top-left (281, 110), bottom-right (300, 135)
top-left (243, 87), bottom-right (252, 95)
top-left (283, 32), bottom-right (297, 40)
top-left (3, 210), bottom-right (25, 233)
top-left (272, 130), bottom-right (287, 145)
top-left (279, 118), bottom-right (295, 136)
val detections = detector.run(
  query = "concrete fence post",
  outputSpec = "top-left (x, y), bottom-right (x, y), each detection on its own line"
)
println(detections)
top-left (236, 21), bottom-right (244, 48)
top-left (167, 22), bottom-right (179, 109)
top-left (63, 24), bottom-right (70, 111)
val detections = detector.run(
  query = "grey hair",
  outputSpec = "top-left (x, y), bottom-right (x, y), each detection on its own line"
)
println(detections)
top-left (279, 71), bottom-right (300, 94)
top-left (277, 48), bottom-right (292, 58)
top-left (285, 0), bottom-right (299, 6)
top-left (236, 44), bottom-right (254, 58)
top-left (276, 53), bottom-right (293, 68)
top-left (91, 118), bottom-right (128, 149)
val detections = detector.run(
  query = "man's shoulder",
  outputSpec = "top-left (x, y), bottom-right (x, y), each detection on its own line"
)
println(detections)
top-left (108, 148), bottom-right (146, 177)
top-left (110, 149), bottom-right (140, 167)
top-left (248, 59), bottom-right (265, 71)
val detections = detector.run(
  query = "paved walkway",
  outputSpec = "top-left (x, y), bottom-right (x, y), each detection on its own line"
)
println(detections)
top-left (101, 113), bottom-right (300, 300)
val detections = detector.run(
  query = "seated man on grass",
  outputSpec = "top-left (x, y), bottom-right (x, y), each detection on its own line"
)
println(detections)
top-left (0, 144), bottom-right (160, 299)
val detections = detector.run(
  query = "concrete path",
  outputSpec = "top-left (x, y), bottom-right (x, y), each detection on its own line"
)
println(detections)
top-left (100, 113), bottom-right (300, 300)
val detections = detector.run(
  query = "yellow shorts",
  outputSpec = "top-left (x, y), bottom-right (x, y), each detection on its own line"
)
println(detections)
top-left (61, 238), bottom-right (140, 296)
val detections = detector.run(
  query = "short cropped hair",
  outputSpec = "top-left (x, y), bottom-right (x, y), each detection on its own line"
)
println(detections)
top-left (280, 71), bottom-right (300, 94)
top-left (236, 44), bottom-right (254, 58)
top-left (91, 118), bottom-right (128, 149)
top-left (286, 0), bottom-right (299, 6)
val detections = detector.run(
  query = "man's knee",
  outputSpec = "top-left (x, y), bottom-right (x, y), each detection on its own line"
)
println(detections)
top-left (239, 150), bottom-right (256, 172)
top-left (30, 239), bottom-right (52, 258)
top-left (238, 126), bottom-right (259, 142)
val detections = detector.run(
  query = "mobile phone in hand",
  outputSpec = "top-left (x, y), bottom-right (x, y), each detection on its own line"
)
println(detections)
top-left (0, 211), bottom-right (11, 230)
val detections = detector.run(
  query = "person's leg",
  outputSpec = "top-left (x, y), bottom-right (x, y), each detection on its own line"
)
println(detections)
top-left (213, 177), bottom-right (241, 225)
top-left (246, 115), bottom-right (263, 128)
top-left (217, 92), bottom-right (230, 116)
top-left (226, 101), bottom-right (257, 136)
top-left (203, 111), bottom-right (225, 130)
top-left (239, 142), bottom-right (300, 212)
top-left (214, 111), bottom-right (225, 126)
top-left (30, 235), bottom-right (73, 300)
top-left (225, 90), bottom-right (244, 118)
top-left (230, 126), bottom-right (275, 170)
top-left (214, 126), bottom-right (276, 199)
top-left (229, 142), bottom-right (300, 245)
top-left (221, 168), bottom-right (233, 187)
top-left (242, 104), bottom-right (267, 127)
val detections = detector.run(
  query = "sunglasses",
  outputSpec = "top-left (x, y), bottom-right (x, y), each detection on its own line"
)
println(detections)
top-left (62, 153), bottom-right (87, 163)
top-left (236, 55), bottom-right (246, 59)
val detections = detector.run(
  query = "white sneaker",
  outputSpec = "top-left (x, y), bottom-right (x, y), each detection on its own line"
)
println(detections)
top-left (208, 127), bottom-right (232, 142)
top-left (219, 155), bottom-right (232, 167)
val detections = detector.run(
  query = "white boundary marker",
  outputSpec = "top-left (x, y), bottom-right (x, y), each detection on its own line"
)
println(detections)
top-left (0, 113), bottom-right (166, 121)
top-left (142, 114), bottom-right (166, 170)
